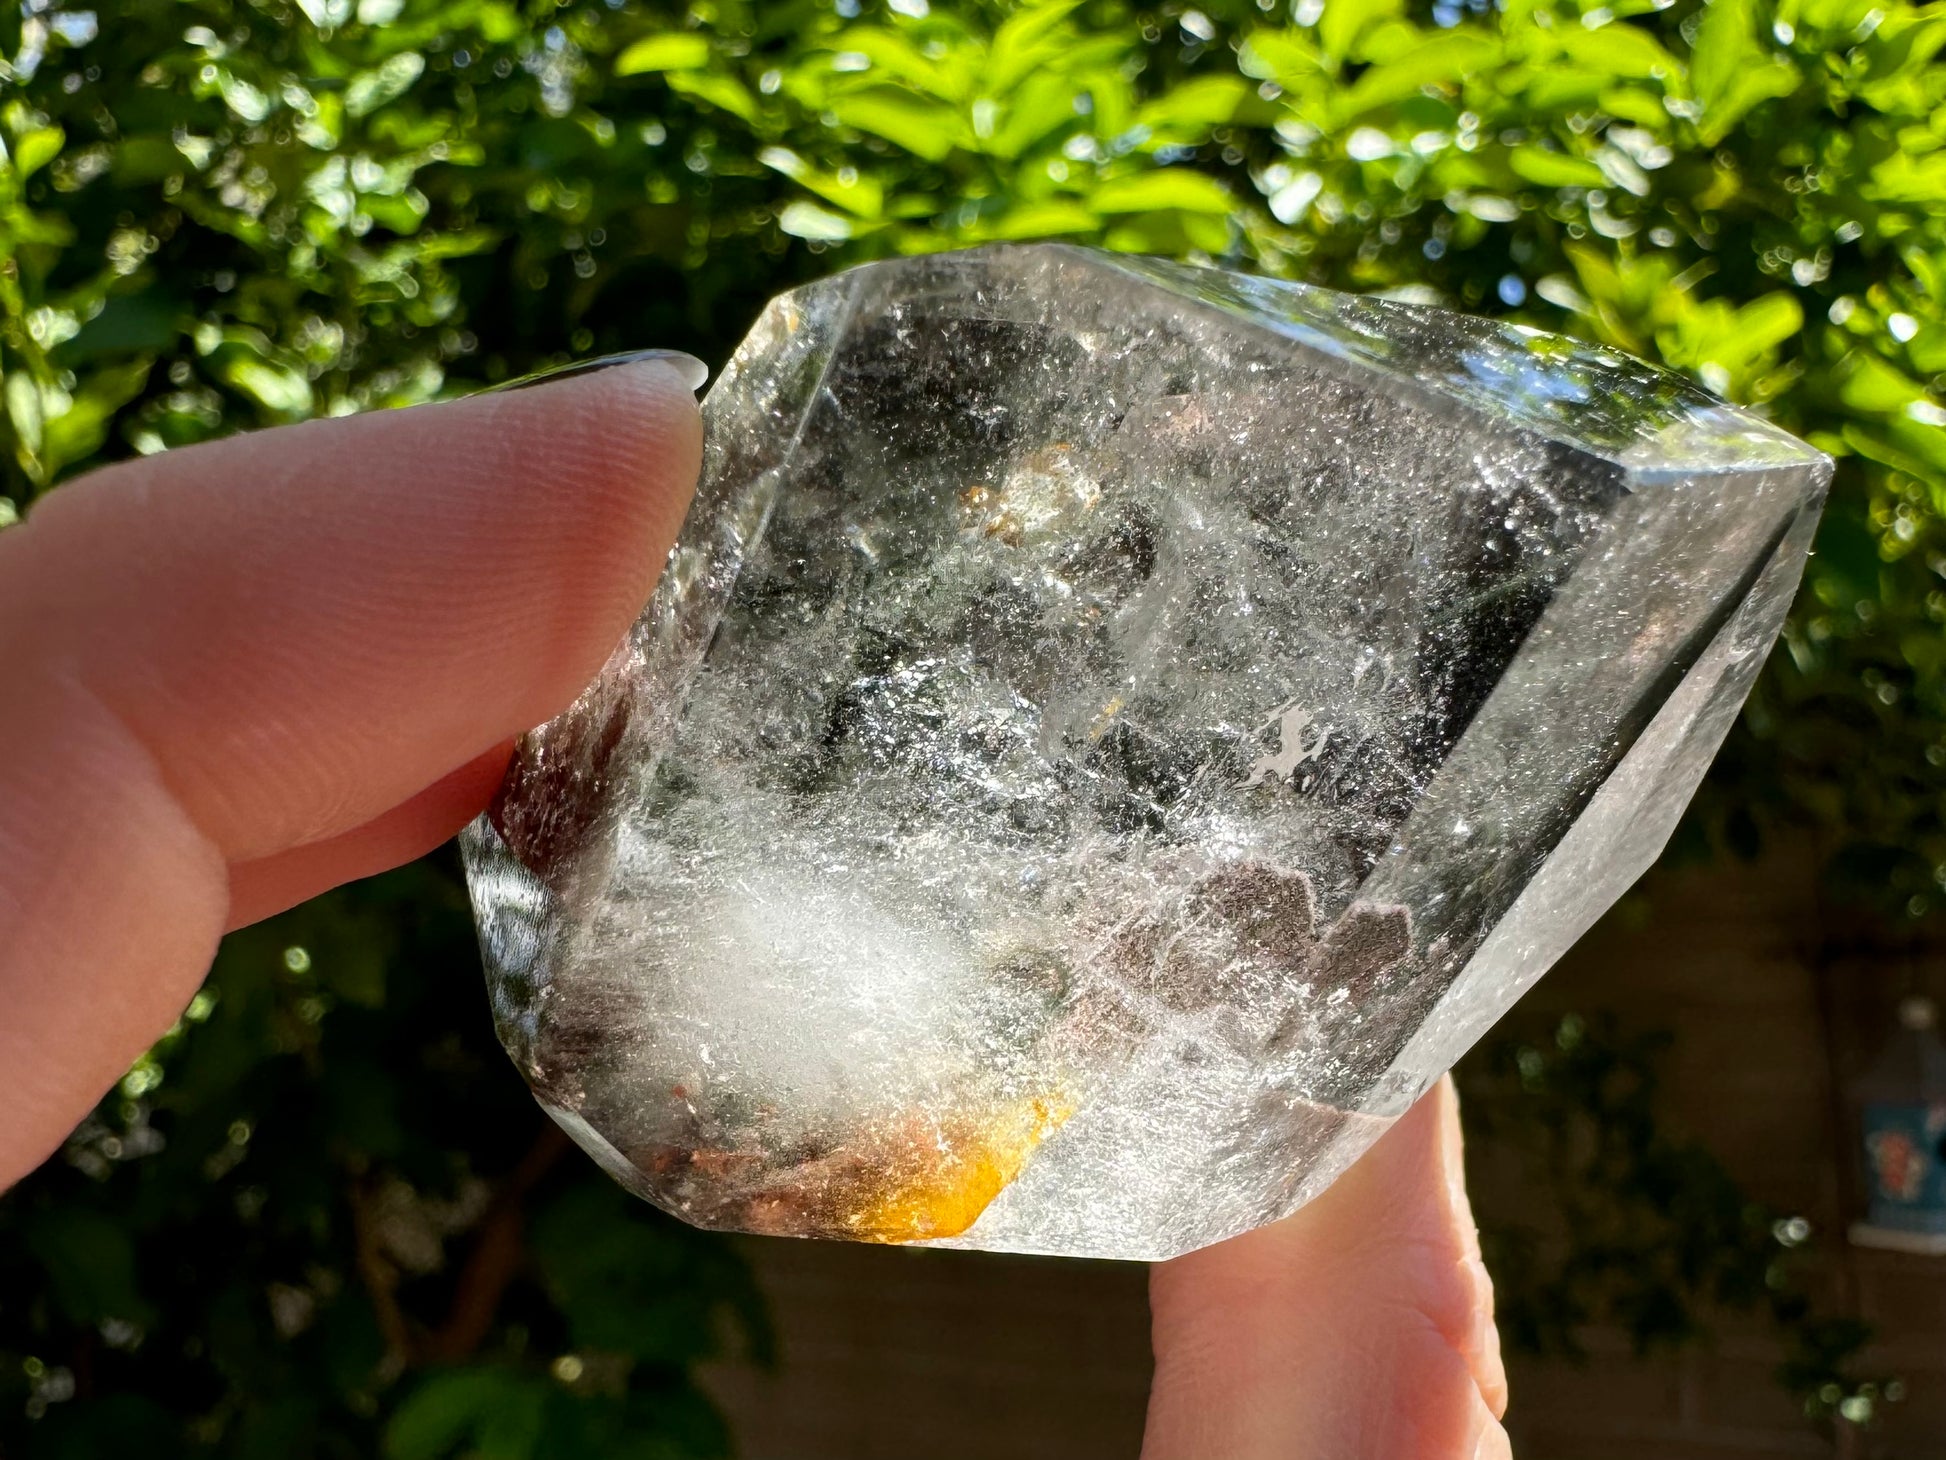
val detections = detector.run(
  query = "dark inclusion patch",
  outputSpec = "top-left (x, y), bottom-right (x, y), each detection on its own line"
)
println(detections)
top-left (1110, 860), bottom-right (1411, 1019)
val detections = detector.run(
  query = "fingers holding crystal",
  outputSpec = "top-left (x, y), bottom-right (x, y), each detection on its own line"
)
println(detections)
top-left (0, 356), bottom-right (702, 865)
top-left (0, 356), bottom-right (705, 1185)
top-left (224, 744), bottom-right (516, 930)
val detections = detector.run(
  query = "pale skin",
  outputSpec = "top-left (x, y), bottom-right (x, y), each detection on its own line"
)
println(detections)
top-left (0, 358), bottom-right (1509, 1458)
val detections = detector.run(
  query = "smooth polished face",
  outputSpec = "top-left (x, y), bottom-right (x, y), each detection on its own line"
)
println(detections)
top-left (464, 244), bottom-right (1829, 1260)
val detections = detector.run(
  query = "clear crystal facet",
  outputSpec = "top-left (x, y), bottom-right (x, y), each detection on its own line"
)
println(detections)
top-left (462, 244), bottom-right (1829, 1260)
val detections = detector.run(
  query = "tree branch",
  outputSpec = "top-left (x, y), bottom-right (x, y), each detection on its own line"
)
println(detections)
top-left (422, 1121), bottom-right (571, 1363)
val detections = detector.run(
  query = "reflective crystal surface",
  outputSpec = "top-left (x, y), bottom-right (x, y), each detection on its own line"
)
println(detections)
top-left (463, 244), bottom-right (1829, 1260)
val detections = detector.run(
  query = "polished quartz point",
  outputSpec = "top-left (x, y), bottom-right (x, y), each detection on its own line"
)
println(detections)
top-left (462, 244), bottom-right (1828, 1260)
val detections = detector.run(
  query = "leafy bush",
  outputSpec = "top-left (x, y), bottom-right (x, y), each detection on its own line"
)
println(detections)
top-left (7, 0), bottom-right (1945, 908)
top-left (2, 0), bottom-right (1940, 1451)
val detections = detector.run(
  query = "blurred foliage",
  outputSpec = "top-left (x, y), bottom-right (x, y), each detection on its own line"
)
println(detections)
top-left (3, 0), bottom-right (1946, 915)
top-left (4, 0), bottom-right (1944, 1450)
top-left (1462, 1010), bottom-right (1895, 1436)
top-left (0, 858), bottom-right (771, 1458)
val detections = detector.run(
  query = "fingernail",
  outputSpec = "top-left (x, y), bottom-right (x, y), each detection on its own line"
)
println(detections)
top-left (488, 348), bottom-right (710, 395)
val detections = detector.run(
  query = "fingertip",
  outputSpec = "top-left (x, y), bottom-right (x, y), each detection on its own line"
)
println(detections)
top-left (462, 355), bottom-right (705, 721)
top-left (4, 352), bottom-right (705, 863)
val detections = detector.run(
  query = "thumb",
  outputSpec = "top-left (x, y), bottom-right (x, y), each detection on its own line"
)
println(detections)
top-left (1143, 1077), bottom-right (1509, 1460)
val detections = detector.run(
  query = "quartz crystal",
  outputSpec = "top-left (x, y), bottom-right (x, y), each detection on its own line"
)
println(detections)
top-left (462, 244), bottom-right (1829, 1261)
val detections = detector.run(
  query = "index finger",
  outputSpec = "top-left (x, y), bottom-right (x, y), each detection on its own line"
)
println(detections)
top-left (0, 354), bottom-right (703, 1186)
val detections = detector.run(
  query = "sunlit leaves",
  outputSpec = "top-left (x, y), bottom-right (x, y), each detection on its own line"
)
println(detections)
top-left (838, 90), bottom-right (958, 158)
top-left (1689, 0), bottom-right (1799, 144)
top-left (347, 52), bottom-right (427, 118)
top-left (1089, 167), bottom-right (1233, 214)
top-left (778, 198), bottom-right (860, 241)
top-left (663, 69), bottom-right (761, 124)
top-left (9, 123), bottom-right (62, 177)
top-left (1549, 21), bottom-right (1680, 81)
top-left (1316, 0), bottom-right (1406, 67)
top-left (612, 32), bottom-right (713, 75)
top-left (1507, 146), bottom-right (1608, 190)
top-left (1329, 31), bottom-right (1498, 121)
top-left (1238, 29), bottom-right (1326, 87)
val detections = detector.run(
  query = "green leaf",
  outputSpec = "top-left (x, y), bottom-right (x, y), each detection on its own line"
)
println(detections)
top-left (1843, 420), bottom-right (1940, 479)
top-left (988, 0), bottom-right (1086, 96)
top-left (43, 358), bottom-right (153, 475)
top-left (386, 1371), bottom-right (547, 1460)
top-left (1599, 84), bottom-right (1673, 126)
top-left (1508, 145), bottom-right (1608, 189)
top-left (412, 227), bottom-right (500, 260)
top-left (345, 52), bottom-right (425, 117)
top-left (1690, 0), bottom-right (1759, 108)
top-left (6, 371), bottom-right (47, 464)
top-left (217, 357), bottom-right (315, 417)
top-left (986, 70), bottom-right (1086, 158)
top-left (12, 125), bottom-right (64, 179)
top-left (1860, 8), bottom-right (1946, 97)
top-left (24, 1208), bottom-right (155, 1326)
top-left (1865, 149), bottom-right (1946, 206)
top-left (1909, 324), bottom-right (1946, 375)
top-left (1239, 29), bottom-right (1325, 85)
top-left (828, 88), bottom-right (963, 161)
top-left (758, 146), bottom-right (885, 217)
top-left (1904, 245), bottom-right (1946, 302)
top-left (1521, 66), bottom-right (1610, 110)
top-left (974, 198), bottom-right (1100, 239)
top-left (613, 31), bottom-right (712, 75)
top-left (1137, 75), bottom-right (1280, 134)
top-left (362, 190), bottom-right (429, 233)
top-left (778, 199), bottom-right (856, 241)
top-left (1687, 0), bottom-right (1798, 146)
top-left (1553, 23), bottom-right (1681, 80)
top-left (1882, 412), bottom-right (1946, 474)
top-left (666, 70), bottom-right (760, 124)
top-left (1333, 32), bottom-right (1501, 117)
top-left (1088, 168), bottom-right (1234, 214)
top-left (1104, 209), bottom-right (1231, 255)
top-left (1318, 0), bottom-right (1406, 65)
top-left (1731, 292), bottom-right (1806, 355)
top-left (838, 26), bottom-right (970, 102)
top-left (1838, 352), bottom-right (1926, 414)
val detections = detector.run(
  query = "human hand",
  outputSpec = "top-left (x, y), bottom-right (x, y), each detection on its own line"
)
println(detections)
top-left (0, 353), bottom-right (704, 1184)
top-left (0, 359), bottom-right (1505, 1456)
top-left (1144, 1076), bottom-right (1510, 1458)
